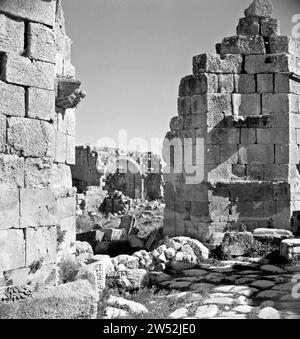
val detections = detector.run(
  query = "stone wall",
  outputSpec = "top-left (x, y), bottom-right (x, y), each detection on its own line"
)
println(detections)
top-left (163, 0), bottom-right (300, 243)
top-left (71, 146), bottom-right (163, 200)
top-left (0, 0), bottom-right (82, 286)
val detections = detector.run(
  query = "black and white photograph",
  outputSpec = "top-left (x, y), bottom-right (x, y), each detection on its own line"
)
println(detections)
top-left (0, 0), bottom-right (300, 325)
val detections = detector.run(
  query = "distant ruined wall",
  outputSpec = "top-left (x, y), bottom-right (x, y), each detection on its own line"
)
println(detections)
top-left (163, 0), bottom-right (300, 243)
top-left (0, 0), bottom-right (83, 286)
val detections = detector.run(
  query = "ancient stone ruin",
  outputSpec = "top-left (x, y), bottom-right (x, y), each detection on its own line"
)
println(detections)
top-left (0, 0), bottom-right (84, 286)
top-left (164, 0), bottom-right (300, 243)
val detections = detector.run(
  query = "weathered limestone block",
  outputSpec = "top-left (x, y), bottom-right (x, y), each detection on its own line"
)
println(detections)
top-left (220, 36), bottom-right (266, 55)
top-left (7, 118), bottom-right (55, 158)
top-left (0, 190), bottom-right (19, 230)
top-left (0, 230), bottom-right (25, 272)
top-left (234, 74), bottom-right (256, 93)
top-left (1, 54), bottom-right (55, 90)
top-left (236, 17), bottom-right (260, 36)
top-left (0, 115), bottom-right (5, 153)
top-left (25, 226), bottom-right (57, 266)
top-left (218, 74), bottom-right (234, 93)
top-left (244, 0), bottom-right (273, 19)
top-left (241, 128), bottom-right (256, 144)
top-left (0, 0), bottom-right (56, 27)
top-left (65, 109), bottom-right (76, 136)
top-left (177, 97), bottom-right (191, 115)
top-left (66, 135), bottom-right (75, 165)
top-left (24, 158), bottom-right (55, 188)
top-left (275, 73), bottom-right (300, 94)
top-left (262, 94), bottom-right (299, 114)
top-left (261, 18), bottom-right (280, 37)
top-left (27, 22), bottom-right (55, 63)
top-left (57, 196), bottom-right (76, 219)
top-left (193, 54), bottom-right (243, 75)
top-left (55, 131), bottom-right (67, 163)
top-left (27, 88), bottom-right (55, 121)
top-left (170, 116), bottom-right (184, 131)
top-left (232, 94), bottom-right (261, 116)
top-left (0, 81), bottom-right (25, 117)
top-left (179, 74), bottom-right (218, 96)
top-left (256, 128), bottom-right (289, 144)
top-left (20, 189), bottom-right (57, 228)
top-left (0, 154), bottom-right (24, 189)
top-left (191, 94), bottom-right (232, 115)
top-left (280, 239), bottom-right (300, 262)
top-left (245, 54), bottom-right (298, 74)
top-left (0, 280), bottom-right (98, 319)
top-left (269, 36), bottom-right (300, 55)
top-left (238, 144), bottom-right (275, 164)
top-left (257, 74), bottom-right (274, 93)
top-left (221, 232), bottom-right (253, 257)
top-left (275, 144), bottom-right (300, 164)
top-left (0, 14), bottom-right (24, 54)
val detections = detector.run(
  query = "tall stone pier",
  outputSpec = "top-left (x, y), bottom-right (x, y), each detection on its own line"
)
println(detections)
top-left (163, 0), bottom-right (300, 243)
top-left (0, 0), bottom-right (84, 286)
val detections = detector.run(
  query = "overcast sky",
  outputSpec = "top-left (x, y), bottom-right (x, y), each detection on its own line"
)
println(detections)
top-left (63, 0), bottom-right (300, 153)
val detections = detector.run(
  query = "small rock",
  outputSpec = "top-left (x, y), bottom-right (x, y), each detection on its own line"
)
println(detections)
top-left (203, 297), bottom-right (234, 305)
top-left (169, 308), bottom-right (188, 319)
top-left (251, 280), bottom-right (275, 289)
top-left (195, 305), bottom-right (219, 319)
top-left (258, 307), bottom-right (281, 319)
top-left (165, 248), bottom-right (176, 260)
top-left (232, 305), bottom-right (254, 313)
top-left (104, 307), bottom-right (129, 319)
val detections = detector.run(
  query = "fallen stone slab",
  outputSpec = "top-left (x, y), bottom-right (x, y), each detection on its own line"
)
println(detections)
top-left (251, 280), bottom-right (276, 289)
top-left (280, 239), bottom-right (300, 262)
top-left (104, 307), bottom-right (129, 319)
top-left (169, 308), bottom-right (188, 319)
top-left (0, 280), bottom-right (98, 319)
top-left (260, 265), bottom-right (286, 274)
top-left (107, 296), bottom-right (148, 315)
top-left (203, 297), bottom-right (234, 305)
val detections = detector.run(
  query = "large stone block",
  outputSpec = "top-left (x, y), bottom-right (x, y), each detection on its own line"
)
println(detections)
top-left (24, 158), bottom-right (55, 189)
top-left (0, 0), bottom-right (56, 27)
top-left (27, 22), bottom-right (55, 63)
top-left (65, 109), bottom-right (76, 136)
top-left (232, 94), bottom-right (261, 116)
top-left (7, 118), bottom-right (55, 158)
top-left (0, 154), bottom-right (24, 189)
top-left (192, 94), bottom-right (232, 115)
top-left (262, 94), bottom-right (299, 114)
top-left (0, 81), bottom-right (25, 117)
top-left (220, 36), bottom-right (266, 55)
top-left (236, 17), bottom-right (260, 36)
top-left (51, 164), bottom-right (72, 189)
top-left (239, 144), bottom-right (275, 164)
top-left (0, 280), bottom-right (98, 319)
top-left (221, 232), bottom-right (253, 257)
top-left (257, 74), bottom-right (274, 93)
top-left (218, 74), bottom-right (234, 93)
top-left (0, 14), bottom-right (24, 54)
top-left (25, 226), bottom-right (57, 266)
top-left (275, 73), bottom-right (300, 94)
top-left (245, 54), bottom-right (298, 74)
top-left (256, 128), bottom-right (289, 144)
top-left (179, 74), bottom-right (218, 96)
top-left (27, 88), bottom-right (55, 121)
top-left (0, 189), bottom-right (19, 230)
top-left (0, 229), bottom-right (25, 272)
top-left (57, 196), bottom-right (76, 219)
top-left (269, 36), bottom-right (300, 55)
top-left (1, 54), bottom-right (55, 90)
top-left (20, 189), bottom-right (57, 228)
top-left (275, 144), bottom-right (299, 164)
top-left (207, 128), bottom-right (240, 144)
top-left (234, 74), bottom-right (256, 93)
top-left (177, 97), bottom-right (191, 115)
top-left (261, 18), bottom-right (280, 37)
top-left (193, 53), bottom-right (243, 75)
top-left (0, 115), bottom-right (5, 153)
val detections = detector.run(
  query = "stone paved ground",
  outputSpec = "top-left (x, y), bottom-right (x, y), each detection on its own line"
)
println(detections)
top-left (151, 262), bottom-right (300, 319)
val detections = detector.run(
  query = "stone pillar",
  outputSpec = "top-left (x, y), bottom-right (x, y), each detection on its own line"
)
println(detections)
top-left (0, 0), bottom-right (84, 286)
top-left (163, 0), bottom-right (300, 243)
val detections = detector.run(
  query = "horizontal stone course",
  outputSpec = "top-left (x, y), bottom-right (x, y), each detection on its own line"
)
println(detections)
top-left (1, 54), bottom-right (55, 90)
top-left (193, 54), bottom-right (243, 75)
